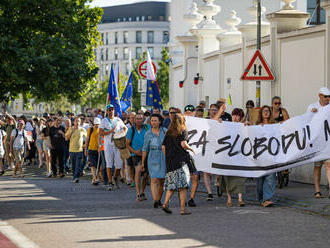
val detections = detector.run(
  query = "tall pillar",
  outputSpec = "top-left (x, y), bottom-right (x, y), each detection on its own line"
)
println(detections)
top-left (266, 0), bottom-right (310, 98)
top-left (321, 0), bottom-right (330, 87)
top-left (191, 0), bottom-right (225, 102)
top-left (176, 2), bottom-right (203, 106)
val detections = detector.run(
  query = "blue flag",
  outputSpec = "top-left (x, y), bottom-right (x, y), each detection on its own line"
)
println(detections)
top-left (145, 51), bottom-right (163, 109)
top-left (107, 63), bottom-right (122, 117)
top-left (120, 72), bottom-right (133, 112)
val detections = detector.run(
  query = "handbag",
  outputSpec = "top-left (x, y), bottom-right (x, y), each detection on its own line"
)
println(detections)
top-left (113, 136), bottom-right (127, 149)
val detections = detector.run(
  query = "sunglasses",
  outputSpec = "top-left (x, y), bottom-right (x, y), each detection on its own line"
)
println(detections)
top-left (169, 112), bottom-right (177, 114)
top-left (326, 96), bottom-right (330, 98)
top-left (274, 102), bottom-right (281, 105)
top-left (107, 108), bottom-right (114, 111)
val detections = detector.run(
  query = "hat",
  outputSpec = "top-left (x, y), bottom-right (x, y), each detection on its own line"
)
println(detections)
top-left (217, 98), bottom-right (226, 103)
top-left (184, 105), bottom-right (195, 112)
top-left (94, 117), bottom-right (101, 125)
top-left (319, 87), bottom-right (330, 96)
top-left (18, 120), bottom-right (25, 125)
top-left (106, 104), bottom-right (114, 110)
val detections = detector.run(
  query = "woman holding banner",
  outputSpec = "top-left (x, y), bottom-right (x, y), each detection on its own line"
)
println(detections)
top-left (161, 113), bottom-right (196, 215)
top-left (256, 106), bottom-right (276, 207)
top-left (224, 108), bottom-right (247, 207)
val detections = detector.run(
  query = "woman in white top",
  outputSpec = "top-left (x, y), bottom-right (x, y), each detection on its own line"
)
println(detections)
top-left (35, 118), bottom-right (46, 168)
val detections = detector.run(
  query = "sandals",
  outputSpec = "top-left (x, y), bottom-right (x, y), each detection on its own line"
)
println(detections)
top-left (226, 202), bottom-right (233, 208)
top-left (237, 200), bottom-right (246, 207)
top-left (180, 210), bottom-right (191, 215)
top-left (162, 205), bottom-right (172, 214)
top-left (314, 192), bottom-right (324, 198)
top-left (261, 200), bottom-right (274, 207)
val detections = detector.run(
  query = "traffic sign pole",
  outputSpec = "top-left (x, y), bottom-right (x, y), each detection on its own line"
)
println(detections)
top-left (256, 0), bottom-right (261, 108)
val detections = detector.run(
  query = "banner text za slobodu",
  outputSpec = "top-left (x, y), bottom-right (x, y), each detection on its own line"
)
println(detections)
top-left (185, 105), bottom-right (330, 177)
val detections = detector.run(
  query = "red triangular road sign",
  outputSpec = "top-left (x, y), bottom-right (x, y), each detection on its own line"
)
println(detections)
top-left (241, 50), bottom-right (275, 81)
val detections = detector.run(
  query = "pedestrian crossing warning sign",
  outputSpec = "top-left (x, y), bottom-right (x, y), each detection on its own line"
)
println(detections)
top-left (241, 50), bottom-right (275, 81)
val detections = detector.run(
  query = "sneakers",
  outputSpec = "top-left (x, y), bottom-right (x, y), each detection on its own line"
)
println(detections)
top-left (73, 178), bottom-right (79, 183)
top-left (188, 198), bottom-right (196, 207)
top-left (139, 193), bottom-right (147, 201)
top-left (108, 183), bottom-right (114, 191)
top-left (130, 182), bottom-right (136, 188)
top-left (206, 194), bottom-right (214, 201)
top-left (113, 177), bottom-right (120, 189)
top-left (47, 172), bottom-right (53, 178)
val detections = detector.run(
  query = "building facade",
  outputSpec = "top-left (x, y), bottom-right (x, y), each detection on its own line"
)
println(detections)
top-left (96, 1), bottom-right (170, 81)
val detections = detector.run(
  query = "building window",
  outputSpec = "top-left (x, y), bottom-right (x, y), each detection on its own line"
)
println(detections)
top-left (141, 16), bottom-right (145, 21)
top-left (159, 16), bottom-right (164, 21)
top-left (105, 64), bottom-right (109, 77)
top-left (115, 32), bottom-right (118, 44)
top-left (163, 31), bottom-right (169, 43)
top-left (136, 16), bottom-right (140, 21)
top-left (101, 48), bottom-right (104, 61)
top-left (307, 0), bottom-right (325, 25)
top-left (136, 31), bottom-right (142, 43)
top-left (123, 47), bottom-right (129, 59)
top-left (147, 31), bottom-right (154, 43)
top-left (129, 17), bottom-right (132, 21)
top-left (147, 16), bottom-right (152, 21)
top-left (136, 47), bottom-right (142, 59)
top-left (101, 33), bottom-right (104, 44)
top-left (114, 48), bottom-right (118, 60)
top-left (105, 32), bottom-right (108, 45)
top-left (105, 49), bottom-right (108, 61)
top-left (125, 62), bottom-right (130, 75)
top-left (148, 47), bottom-right (154, 59)
top-left (123, 31), bottom-right (128, 44)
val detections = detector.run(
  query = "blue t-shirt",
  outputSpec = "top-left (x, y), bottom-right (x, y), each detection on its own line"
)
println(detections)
top-left (126, 126), bottom-right (147, 156)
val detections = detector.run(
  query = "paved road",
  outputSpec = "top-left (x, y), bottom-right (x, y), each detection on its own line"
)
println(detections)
top-left (0, 167), bottom-right (329, 248)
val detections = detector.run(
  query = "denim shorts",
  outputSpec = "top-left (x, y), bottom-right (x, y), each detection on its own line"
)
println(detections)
top-left (36, 139), bottom-right (43, 150)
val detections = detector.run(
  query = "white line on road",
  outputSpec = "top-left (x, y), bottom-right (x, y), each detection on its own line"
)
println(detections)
top-left (0, 220), bottom-right (39, 248)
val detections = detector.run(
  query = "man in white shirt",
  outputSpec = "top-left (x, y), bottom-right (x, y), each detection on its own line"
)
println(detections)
top-left (307, 87), bottom-right (330, 198)
top-left (10, 120), bottom-right (30, 177)
top-left (99, 104), bottom-right (127, 190)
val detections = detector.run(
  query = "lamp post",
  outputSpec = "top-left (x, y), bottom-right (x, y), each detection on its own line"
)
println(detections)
top-left (256, 0), bottom-right (262, 107)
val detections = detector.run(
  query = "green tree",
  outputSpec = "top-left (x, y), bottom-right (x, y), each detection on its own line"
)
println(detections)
top-left (156, 47), bottom-right (170, 108)
top-left (0, 0), bottom-right (102, 103)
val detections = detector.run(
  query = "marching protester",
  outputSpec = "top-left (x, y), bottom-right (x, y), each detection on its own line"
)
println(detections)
top-left (126, 113), bottom-right (148, 200)
top-left (4, 112), bottom-right (16, 170)
top-left (0, 126), bottom-right (6, 175)
top-left (99, 104), bottom-right (127, 190)
top-left (307, 87), bottom-right (330, 198)
top-left (85, 117), bottom-right (101, 185)
top-left (245, 100), bottom-right (255, 122)
top-left (63, 118), bottom-right (71, 173)
top-left (142, 113), bottom-right (166, 208)
top-left (224, 108), bottom-right (247, 207)
top-left (65, 117), bottom-right (87, 183)
top-left (10, 120), bottom-right (30, 178)
top-left (161, 113), bottom-right (196, 215)
top-left (49, 117), bottom-right (66, 178)
top-left (271, 96), bottom-right (289, 123)
top-left (42, 119), bottom-right (53, 177)
top-left (35, 118), bottom-right (45, 169)
top-left (256, 106), bottom-right (276, 207)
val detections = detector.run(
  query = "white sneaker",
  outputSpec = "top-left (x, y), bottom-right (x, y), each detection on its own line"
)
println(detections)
top-left (47, 172), bottom-right (53, 178)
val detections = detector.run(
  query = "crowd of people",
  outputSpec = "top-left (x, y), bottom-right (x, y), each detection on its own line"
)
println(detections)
top-left (1, 87), bottom-right (330, 215)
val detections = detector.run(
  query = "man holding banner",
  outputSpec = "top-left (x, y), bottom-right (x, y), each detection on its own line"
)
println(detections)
top-left (307, 87), bottom-right (330, 199)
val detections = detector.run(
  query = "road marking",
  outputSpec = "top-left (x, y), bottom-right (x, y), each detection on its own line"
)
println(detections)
top-left (0, 220), bottom-right (39, 248)
top-left (233, 210), bottom-right (269, 215)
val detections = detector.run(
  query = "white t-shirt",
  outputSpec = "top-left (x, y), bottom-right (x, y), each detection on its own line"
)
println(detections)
top-left (11, 129), bottom-right (27, 149)
top-left (100, 117), bottom-right (126, 146)
top-left (306, 101), bottom-right (323, 113)
top-left (0, 130), bottom-right (6, 156)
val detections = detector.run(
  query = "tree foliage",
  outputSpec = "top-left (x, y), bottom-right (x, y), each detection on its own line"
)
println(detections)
top-left (156, 47), bottom-right (170, 107)
top-left (0, 0), bottom-right (103, 103)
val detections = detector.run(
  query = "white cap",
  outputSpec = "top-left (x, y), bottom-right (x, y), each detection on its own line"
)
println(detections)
top-left (94, 117), bottom-right (101, 125)
top-left (319, 87), bottom-right (330, 96)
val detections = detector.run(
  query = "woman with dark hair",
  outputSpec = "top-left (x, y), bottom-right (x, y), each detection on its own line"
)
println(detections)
top-left (161, 113), bottom-right (195, 215)
top-left (256, 105), bottom-right (276, 207)
top-left (224, 108), bottom-right (247, 207)
top-left (42, 119), bottom-right (53, 177)
top-left (142, 114), bottom-right (167, 208)
top-left (245, 100), bottom-right (255, 122)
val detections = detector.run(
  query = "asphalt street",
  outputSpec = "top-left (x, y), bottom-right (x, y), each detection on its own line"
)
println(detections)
top-left (0, 166), bottom-right (329, 248)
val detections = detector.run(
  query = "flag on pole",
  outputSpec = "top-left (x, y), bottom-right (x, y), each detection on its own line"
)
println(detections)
top-left (228, 94), bottom-right (232, 105)
top-left (145, 51), bottom-right (163, 109)
top-left (120, 72), bottom-right (133, 113)
top-left (107, 63), bottom-right (122, 117)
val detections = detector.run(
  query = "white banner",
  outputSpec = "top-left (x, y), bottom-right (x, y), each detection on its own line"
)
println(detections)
top-left (186, 105), bottom-right (330, 177)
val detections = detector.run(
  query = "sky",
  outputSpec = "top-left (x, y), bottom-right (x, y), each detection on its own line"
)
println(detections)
top-left (89, 0), bottom-right (170, 7)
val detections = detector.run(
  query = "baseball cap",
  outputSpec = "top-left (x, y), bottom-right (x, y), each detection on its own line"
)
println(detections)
top-left (94, 117), bottom-right (101, 125)
top-left (319, 87), bottom-right (330, 96)
top-left (106, 104), bottom-right (114, 110)
top-left (184, 105), bottom-right (195, 112)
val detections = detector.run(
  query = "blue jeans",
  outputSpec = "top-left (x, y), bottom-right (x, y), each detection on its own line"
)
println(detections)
top-left (70, 152), bottom-right (83, 180)
top-left (63, 144), bottom-right (70, 172)
top-left (256, 173), bottom-right (276, 202)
